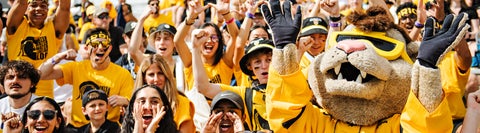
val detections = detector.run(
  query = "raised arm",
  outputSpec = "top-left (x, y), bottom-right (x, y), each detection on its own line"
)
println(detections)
top-left (38, 49), bottom-right (77, 80)
top-left (211, 0), bottom-right (239, 68)
top-left (174, 1), bottom-right (210, 67)
top-left (53, 0), bottom-right (71, 39)
top-left (128, 7), bottom-right (153, 68)
top-left (191, 29), bottom-right (222, 99)
top-left (409, 0), bottom-right (427, 41)
top-left (6, 0), bottom-right (27, 35)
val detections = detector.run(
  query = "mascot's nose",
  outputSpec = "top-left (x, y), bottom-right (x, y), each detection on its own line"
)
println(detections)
top-left (336, 40), bottom-right (367, 54)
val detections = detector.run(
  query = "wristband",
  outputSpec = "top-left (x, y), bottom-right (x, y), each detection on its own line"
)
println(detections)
top-left (222, 11), bottom-right (231, 16)
top-left (330, 22), bottom-right (341, 27)
top-left (246, 12), bottom-right (255, 19)
top-left (186, 19), bottom-right (195, 26)
top-left (226, 17), bottom-right (235, 24)
top-left (51, 58), bottom-right (58, 65)
top-left (329, 15), bottom-right (341, 22)
top-left (415, 21), bottom-right (424, 28)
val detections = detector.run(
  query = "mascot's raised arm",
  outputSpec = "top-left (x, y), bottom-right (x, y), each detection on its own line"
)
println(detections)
top-left (262, 0), bottom-right (470, 132)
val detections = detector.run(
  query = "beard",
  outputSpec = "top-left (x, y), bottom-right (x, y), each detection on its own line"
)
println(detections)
top-left (9, 92), bottom-right (30, 99)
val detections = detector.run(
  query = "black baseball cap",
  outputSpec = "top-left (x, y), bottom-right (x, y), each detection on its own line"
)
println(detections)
top-left (149, 23), bottom-right (177, 36)
top-left (300, 17), bottom-right (328, 37)
top-left (239, 39), bottom-right (274, 76)
top-left (82, 90), bottom-right (108, 107)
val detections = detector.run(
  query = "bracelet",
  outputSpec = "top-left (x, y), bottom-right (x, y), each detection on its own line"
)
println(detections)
top-left (414, 21), bottom-right (424, 28)
top-left (329, 15), bottom-right (341, 22)
top-left (185, 19), bottom-right (195, 26)
top-left (226, 17), bottom-right (235, 24)
top-left (51, 58), bottom-right (58, 65)
top-left (329, 22), bottom-right (341, 27)
top-left (246, 12), bottom-right (255, 19)
top-left (222, 11), bottom-right (231, 16)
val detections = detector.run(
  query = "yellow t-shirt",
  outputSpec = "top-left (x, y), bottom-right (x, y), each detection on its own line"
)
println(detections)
top-left (143, 15), bottom-right (174, 34)
top-left (184, 59), bottom-right (233, 90)
top-left (58, 60), bottom-right (134, 127)
top-left (220, 84), bottom-right (269, 131)
top-left (6, 17), bottom-right (61, 97)
top-left (266, 68), bottom-right (453, 132)
top-left (233, 69), bottom-right (253, 88)
top-left (438, 52), bottom-right (469, 120)
top-left (174, 94), bottom-right (196, 130)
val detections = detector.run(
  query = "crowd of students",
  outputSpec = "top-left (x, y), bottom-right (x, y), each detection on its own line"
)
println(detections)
top-left (0, 0), bottom-right (478, 132)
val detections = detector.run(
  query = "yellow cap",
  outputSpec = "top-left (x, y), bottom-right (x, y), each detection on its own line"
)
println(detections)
top-left (86, 6), bottom-right (95, 16)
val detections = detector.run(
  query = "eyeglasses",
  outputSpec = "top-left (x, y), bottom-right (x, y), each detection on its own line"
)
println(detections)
top-left (327, 30), bottom-right (413, 64)
top-left (27, 110), bottom-right (57, 120)
top-left (400, 14), bottom-right (417, 21)
top-left (97, 14), bottom-right (109, 20)
top-left (209, 35), bottom-right (219, 42)
top-left (88, 40), bottom-right (110, 48)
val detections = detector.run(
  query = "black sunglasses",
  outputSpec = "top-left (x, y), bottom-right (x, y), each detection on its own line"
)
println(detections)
top-left (27, 110), bottom-right (57, 120)
top-left (97, 14), bottom-right (109, 20)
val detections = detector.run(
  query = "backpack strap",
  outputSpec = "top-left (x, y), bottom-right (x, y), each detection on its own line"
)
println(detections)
top-left (245, 87), bottom-right (254, 128)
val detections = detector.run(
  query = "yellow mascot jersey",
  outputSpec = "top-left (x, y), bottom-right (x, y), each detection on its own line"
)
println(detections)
top-left (184, 59), bottom-right (233, 90)
top-left (58, 60), bottom-right (134, 127)
top-left (6, 17), bottom-right (61, 97)
top-left (175, 94), bottom-right (196, 130)
top-left (266, 69), bottom-right (453, 133)
top-left (300, 55), bottom-right (311, 78)
top-left (438, 52), bottom-right (469, 120)
top-left (220, 84), bottom-right (269, 131)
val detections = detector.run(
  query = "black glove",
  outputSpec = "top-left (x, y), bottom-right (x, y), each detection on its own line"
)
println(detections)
top-left (261, 0), bottom-right (302, 49)
top-left (417, 13), bottom-right (468, 68)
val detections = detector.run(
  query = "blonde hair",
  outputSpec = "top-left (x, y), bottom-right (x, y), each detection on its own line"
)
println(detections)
top-left (134, 54), bottom-right (179, 112)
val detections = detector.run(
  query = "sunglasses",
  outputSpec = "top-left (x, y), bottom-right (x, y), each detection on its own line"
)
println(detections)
top-left (400, 14), bottom-right (417, 21)
top-left (27, 110), bottom-right (57, 120)
top-left (88, 40), bottom-right (111, 48)
top-left (327, 30), bottom-right (413, 64)
top-left (97, 14), bottom-right (109, 20)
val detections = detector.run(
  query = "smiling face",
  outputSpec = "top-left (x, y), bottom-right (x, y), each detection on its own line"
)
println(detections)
top-left (153, 32), bottom-right (175, 57)
top-left (247, 52), bottom-right (272, 84)
top-left (27, 0), bottom-right (48, 27)
top-left (4, 69), bottom-right (32, 99)
top-left (212, 101), bottom-right (243, 133)
top-left (308, 33), bottom-right (327, 56)
top-left (144, 63), bottom-right (166, 89)
top-left (202, 26), bottom-right (220, 59)
top-left (82, 100), bottom-right (108, 121)
top-left (133, 87), bottom-right (164, 129)
top-left (26, 101), bottom-right (60, 133)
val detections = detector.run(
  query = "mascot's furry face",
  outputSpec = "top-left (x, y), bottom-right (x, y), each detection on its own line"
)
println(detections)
top-left (308, 6), bottom-right (419, 125)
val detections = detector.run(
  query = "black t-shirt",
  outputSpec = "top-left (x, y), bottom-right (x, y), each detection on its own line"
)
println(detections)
top-left (108, 27), bottom-right (126, 62)
top-left (78, 120), bottom-right (120, 133)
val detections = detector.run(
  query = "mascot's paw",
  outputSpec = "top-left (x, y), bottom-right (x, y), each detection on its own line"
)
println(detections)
top-left (272, 44), bottom-right (299, 75)
top-left (417, 13), bottom-right (470, 68)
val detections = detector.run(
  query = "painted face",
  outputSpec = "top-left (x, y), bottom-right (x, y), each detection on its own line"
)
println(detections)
top-left (27, 0), bottom-right (48, 27)
top-left (202, 26), bottom-right (220, 59)
top-left (4, 69), bottom-right (32, 99)
top-left (144, 64), bottom-right (166, 89)
top-left (212, 101), bottom-right (243, 133)
top-left (248, 53), bottom-right (272, 84)
top-left (308, 33), bottom-right (327, 56)
top-left (249, 28), bottom-right (270, 42)
top-left (154, 32), bottom-right (175, 57)
top-left (88, 38), bottom-right (112, 65)
top-left (26, 101), bottom-right (60, 133)
top-left (82, 100), bottom-right (108, 121)
top-left (133, 87), bottom-right (164, 129)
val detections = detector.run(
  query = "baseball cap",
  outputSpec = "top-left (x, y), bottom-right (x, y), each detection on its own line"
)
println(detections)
top-left (239, 39), bottom-right (274, 76)
top-left (94, 7), bottom-right (109, 17)
top-left (149, 23), bottom-right (177, 36)
top-left (124, 22), bottom-right (138, 34)
top-left (86, 6), bottom-right (96, 16)
top-left (82, 90), bottom-right (108, 107)
top-left (300, 17), bottom-right (328, 37)
top-left (211, 91), bottom-right (244, 112)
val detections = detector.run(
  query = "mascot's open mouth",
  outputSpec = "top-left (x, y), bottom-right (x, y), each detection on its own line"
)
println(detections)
top-left (327, 62), bottom-right (376, 83)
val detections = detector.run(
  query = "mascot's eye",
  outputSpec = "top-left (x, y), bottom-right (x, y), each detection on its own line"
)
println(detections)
top-left (336, 35), bottom-right (396, 51)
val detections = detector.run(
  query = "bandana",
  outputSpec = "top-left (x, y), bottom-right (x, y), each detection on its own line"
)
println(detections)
top-left (397, 7), bottom-right (417, 18)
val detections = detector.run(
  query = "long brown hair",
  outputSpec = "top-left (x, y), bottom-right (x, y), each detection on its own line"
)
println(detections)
top-left (134, 54), bottom-right (179, 112)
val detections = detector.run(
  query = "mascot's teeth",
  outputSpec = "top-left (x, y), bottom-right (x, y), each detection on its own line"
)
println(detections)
top-left (356, 74), bottom-right (363, 83)
top-left (334, 65), bottom-right (341, 75)
top-left (360, 71), bottom-right (367, 78)
top-left (338, 73), bottom-right (343, 80)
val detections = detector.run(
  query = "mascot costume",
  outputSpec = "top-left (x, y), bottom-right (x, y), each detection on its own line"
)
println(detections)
top-left (261, 0), bottom-right (470, 132)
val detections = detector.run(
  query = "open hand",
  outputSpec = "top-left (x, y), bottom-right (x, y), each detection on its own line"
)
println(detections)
top-left (261, 0), bottom-right (302, 48)
top-left (145, 105), bottom-right (166, 133)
